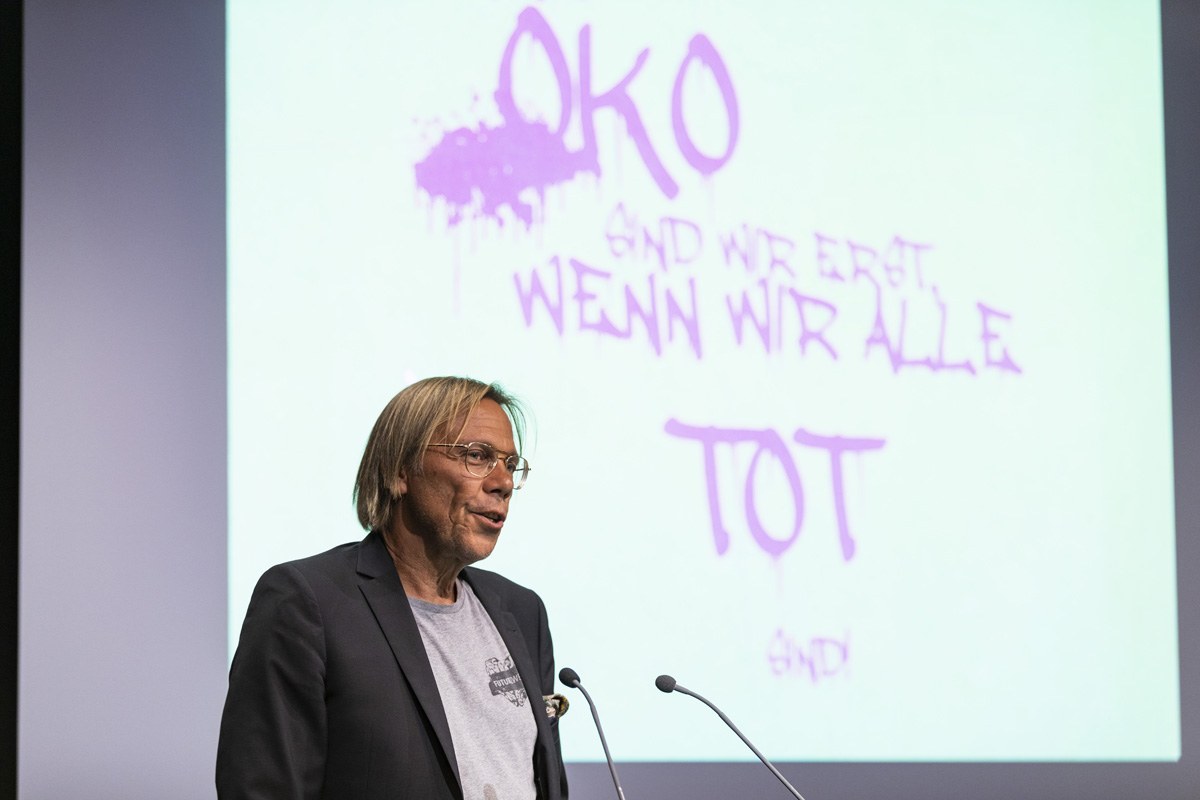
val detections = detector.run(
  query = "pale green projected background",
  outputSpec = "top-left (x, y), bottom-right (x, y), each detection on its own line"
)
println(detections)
top-left (227, 0), bottom-right (1178, 761)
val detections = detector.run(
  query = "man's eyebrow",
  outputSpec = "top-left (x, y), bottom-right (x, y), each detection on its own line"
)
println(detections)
top-left (470, 440), bottom-right (518, 458)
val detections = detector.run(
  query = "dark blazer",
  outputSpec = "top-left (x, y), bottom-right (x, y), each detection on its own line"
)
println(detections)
top-left (216, 531), bottom-right (568, 800)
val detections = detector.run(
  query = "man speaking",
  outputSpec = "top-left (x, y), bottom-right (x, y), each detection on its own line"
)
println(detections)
top-left (217, 377), bottom-right (568, 800)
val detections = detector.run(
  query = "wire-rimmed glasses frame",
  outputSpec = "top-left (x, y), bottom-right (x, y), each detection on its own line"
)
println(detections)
top-left (426, 441), bottom-right (531, 489)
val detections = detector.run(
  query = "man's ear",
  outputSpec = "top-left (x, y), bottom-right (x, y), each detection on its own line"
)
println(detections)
top-left (390, 468), bottom-right (408, 499)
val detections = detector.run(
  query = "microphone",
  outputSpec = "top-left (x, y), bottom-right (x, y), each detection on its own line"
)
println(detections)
top-left (559, 667), bottom-right (627, 800)
top-left (655, 674), bottom-right (806, 800)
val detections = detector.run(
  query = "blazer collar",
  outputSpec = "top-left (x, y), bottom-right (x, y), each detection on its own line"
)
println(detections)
top-left (355, 532), bottom-right (561, 800)
top-left (355, 531), bottom-right (462, 795)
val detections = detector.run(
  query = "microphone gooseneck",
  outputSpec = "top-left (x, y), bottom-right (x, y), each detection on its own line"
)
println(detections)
top-left (559, 667), bottom-right (627, 800)
top-left (655, 676), bottom-right (806, 800)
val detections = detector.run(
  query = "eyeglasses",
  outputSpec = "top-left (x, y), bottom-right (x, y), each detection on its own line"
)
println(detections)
top-left (426, 442), bottom-right (531, 489)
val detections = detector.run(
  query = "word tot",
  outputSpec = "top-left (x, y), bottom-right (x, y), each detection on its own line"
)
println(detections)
top-left (664, 419), bottom-right (885, 561)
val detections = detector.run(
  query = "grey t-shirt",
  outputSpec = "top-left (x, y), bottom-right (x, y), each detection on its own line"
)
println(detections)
top-left (410, 580), bottom-right (538, 800)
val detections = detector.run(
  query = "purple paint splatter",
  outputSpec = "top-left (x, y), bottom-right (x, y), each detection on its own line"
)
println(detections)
top-left (414, 118), bottom-right (591, 228)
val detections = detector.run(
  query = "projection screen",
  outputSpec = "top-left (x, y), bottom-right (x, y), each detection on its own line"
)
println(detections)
top-left (228, 0), bottom-right (1176, 764)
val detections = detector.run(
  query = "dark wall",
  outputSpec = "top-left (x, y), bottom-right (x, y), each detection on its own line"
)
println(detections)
top-left (3, 1), bottom-right (20, 797)
top-left (20, 3), bottom-right (226, 798)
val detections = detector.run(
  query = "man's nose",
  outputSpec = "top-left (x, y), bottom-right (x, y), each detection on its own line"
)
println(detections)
top-left (484, 463), bottom-right (514, 497)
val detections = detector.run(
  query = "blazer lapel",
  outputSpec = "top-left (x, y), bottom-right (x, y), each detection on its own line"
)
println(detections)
top-left (464, 569), bottom-right (559, 794)
top-left (356, 532), bottom-right (461, 792)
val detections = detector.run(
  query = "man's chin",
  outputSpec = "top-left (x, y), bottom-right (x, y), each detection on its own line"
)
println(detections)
top-left (461, 532), bottom-right (500, 565)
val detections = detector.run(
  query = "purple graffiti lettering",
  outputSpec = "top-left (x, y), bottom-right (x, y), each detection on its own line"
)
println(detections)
top-left (570, 258), bottom-right (624, 337)
top-left (978, 302), bottom-right (1022, 373)
top-left (743, 430), bottom-right (805, 558)
top-left (664, 419), bottom-right (885, 561)
top-left (662, 420), bottom-right (762, 554)
top-left (726, 279), bottom-right (839, 359)
top-left (513, 256), bottom-right (565, 334)
top-left (932, 285), bottom-right (975, 375)
top-left (862, 286), bottom-right (990, 375)
top-left (418, 7), bottom-right (740, 226)
top-left (862, 293), bottom-right (935, 373)
top-left (642, 222), bottom-right (667, 270)
top-left (787, 289), bottom-right (838, 359)
top-left (725, 278), bottom-right (772, 350)
top-left (665, 217), bottom-right (703, 267)
top-left (606, 203), bottom-right (704, 271)
top-left (718, 225), bottom-right (795, 276)
top-left (670, 34), bottom-right (739, 175)
top-left (820, 233), bottom-right (932, 288)
top-left (621, 273), bottom-right (663, 354)
top-left (768, 628), bottom-right (850, 683)
top-left (605, 203), bottom-right (638, 260)
top-left (814, 232), bottom-right (845, 282)
top-left (719, 224), bottom-right (755, 271)
top-left (665, 277), bottom-right (703, 358)
top-left (578, 26), bottom-right (678, 197)
top-left (848, 240), bottom-right (878, 281)
top-left (496, 7), bottom-right (573, 137)
top-left (908, 238), bottom-right (931, 288)
top-left (815, 232), bottom-right (1017, 377)
top-left (852, 253), bottom-right (896, 367)
top-left (763, 231), bottom-right (796, 277)
top-left (793, 429), bottom-right (885, 561)
top-left (856, 266), bottom-right (958, 374)
top-left (514, 255), bottom-right (701, 357)
top-left (881, 236), bottom-right (932, 289)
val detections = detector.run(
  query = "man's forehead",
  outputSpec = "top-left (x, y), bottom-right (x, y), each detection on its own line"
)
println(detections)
top-left (442, 399), bottom-right (515, 444)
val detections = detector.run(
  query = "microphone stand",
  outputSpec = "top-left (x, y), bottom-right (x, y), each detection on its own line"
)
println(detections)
top-left (656, 675), bottom-right (805, 800)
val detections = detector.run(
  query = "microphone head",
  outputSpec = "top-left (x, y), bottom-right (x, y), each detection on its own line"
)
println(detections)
top-left (655, 674), bottom-right (677, 693)
top-left (559, 667), bottom-right (581, 687)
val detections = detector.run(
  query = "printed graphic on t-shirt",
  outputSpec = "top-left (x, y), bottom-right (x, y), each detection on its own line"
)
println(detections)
top-left (485, 656), bottom-right (527, 707)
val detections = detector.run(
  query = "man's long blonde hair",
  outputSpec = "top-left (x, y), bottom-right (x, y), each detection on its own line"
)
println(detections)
top-left (353, 376), bottom-right (526, 531)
